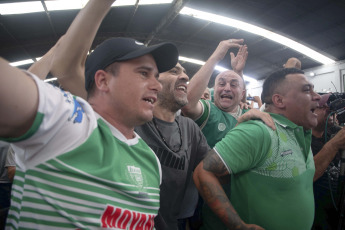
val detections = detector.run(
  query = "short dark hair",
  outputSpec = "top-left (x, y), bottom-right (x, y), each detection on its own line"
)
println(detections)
top-left (86, 62), bottom-right (120, 100)
top-left (261, 68), bottom-right (304, 104)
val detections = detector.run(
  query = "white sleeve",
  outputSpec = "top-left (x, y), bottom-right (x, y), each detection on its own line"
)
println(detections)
top-left (9, 72), bottom-right (98, 170)
top-left (5, 146), bottom-right (16, 167)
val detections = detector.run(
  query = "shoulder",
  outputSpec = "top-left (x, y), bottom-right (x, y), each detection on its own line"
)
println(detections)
top-left (177, 115), bottom-right (203, 132)
top-left (231, 120), bottom-right (271, 139)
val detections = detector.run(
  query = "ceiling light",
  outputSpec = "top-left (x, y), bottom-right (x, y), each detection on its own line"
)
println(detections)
top-left (10, 59), bottom-right (34, 67)
top-left (179, 56), bottom-right (257, 84)
top-left (139, 0), bottom-right (173, 5)
top-left (112, 0), bottom-right (173, 6)
top-left (0, 2), bottom-right (44, 15)
top-left (0, 0), bottom-right (173, 15)
top-left (45, 0), bottom-right (88, 11)
top-left (44, 78), bottom-right (58, 83)
top-left (180, 7), bottom-right (335, 65)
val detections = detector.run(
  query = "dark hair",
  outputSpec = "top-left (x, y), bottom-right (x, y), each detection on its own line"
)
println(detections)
top-left (261, 68), bottom-right (304, 104)
top-left (86, 62), bottom-right (120, 100)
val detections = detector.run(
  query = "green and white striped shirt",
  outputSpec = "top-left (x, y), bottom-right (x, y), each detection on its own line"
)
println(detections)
top-left (3, 73), bottom-right (161, 229)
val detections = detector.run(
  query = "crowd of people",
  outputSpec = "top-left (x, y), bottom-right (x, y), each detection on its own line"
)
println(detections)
top-left (1, 0), bottom-right (345, 229)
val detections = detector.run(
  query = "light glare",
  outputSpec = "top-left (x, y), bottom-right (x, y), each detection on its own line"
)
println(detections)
top-left (10, 59), bottom-right (34, 67)
top-left (180, 7), bottom-right (335, 65)
top-left (45, 0), bottom-right (88, 11)
top-left (0, 2), bottom-right (44, 15)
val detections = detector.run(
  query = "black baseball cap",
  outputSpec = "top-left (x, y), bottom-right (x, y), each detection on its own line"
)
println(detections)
top-left (85, 37), bottom-right (179, 92)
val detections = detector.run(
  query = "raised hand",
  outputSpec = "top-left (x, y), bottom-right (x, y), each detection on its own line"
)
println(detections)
top-left (231, 44), bottom-right (248, 75)
top-left (210, 38), bottom-right (244, 62)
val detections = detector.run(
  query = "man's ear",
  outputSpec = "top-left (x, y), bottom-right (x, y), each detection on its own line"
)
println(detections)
top-left (94, 70), bottom-right (109, 92)
top-left (271, 94), bottom-right (285, 109)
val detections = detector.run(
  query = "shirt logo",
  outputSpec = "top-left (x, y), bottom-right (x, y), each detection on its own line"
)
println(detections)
top-left (101, 205), bottom-right (155, 229)
top-left (127, 165), bottom-right (144, 189)
top-left (218, 123), bottom-right (226, 131)
top-left (62, 90), bottom-right (84, 124)
top-left (281, 149), bottom-right (293, 157)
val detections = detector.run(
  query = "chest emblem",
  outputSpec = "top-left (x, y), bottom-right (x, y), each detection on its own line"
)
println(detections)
top-left (218, 123), bottom-right (226, 131)
top-left (127, 165), bottom-right (144, 189)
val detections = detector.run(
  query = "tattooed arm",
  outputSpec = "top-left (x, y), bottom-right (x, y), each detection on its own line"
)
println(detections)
top-left (193, 149), bottom-right (264, 230)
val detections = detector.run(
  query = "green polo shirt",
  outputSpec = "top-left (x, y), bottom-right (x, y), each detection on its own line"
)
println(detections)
top-left (196, 99), bottom-right (248, 148)
top-left (214, 113), bottom-right (315, 230)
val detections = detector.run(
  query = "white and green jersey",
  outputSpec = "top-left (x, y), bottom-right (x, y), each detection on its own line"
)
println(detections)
top-left (2, 73), bottom-right (162, 229)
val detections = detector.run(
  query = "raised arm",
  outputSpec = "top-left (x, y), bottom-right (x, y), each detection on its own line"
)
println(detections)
top-left (0, 58), bottom-right (39, 138)
top-left (48, 0), bottom-right (115, 99)
top-left (231, 44), bottom-right (248, 77)
top-left (193, 149), bottom-right (264, 230)
top-left (28, 37), bottom-right (61, 80)
top-left (182, 39), bottom-right (244, 120)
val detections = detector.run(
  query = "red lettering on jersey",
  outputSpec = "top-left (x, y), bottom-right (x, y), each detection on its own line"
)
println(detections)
top-left (118, 210), bottom-right (131, 229)
top-left (101, 205), bottom-right (121, 228)
top-left (101, 205), bottom-right (155, 229)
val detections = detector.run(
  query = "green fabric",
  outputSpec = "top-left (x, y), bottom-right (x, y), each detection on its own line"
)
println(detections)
top-left (214, 114), bottom-right (315, 230)
top-left (196, 99), bottom-right (248, 148)
top-left (0, 111), bottom-right (44, 142)
top-left (197, 100), bottom-right (248, 230)
top-left (7, 118), bottom-right (161, 229)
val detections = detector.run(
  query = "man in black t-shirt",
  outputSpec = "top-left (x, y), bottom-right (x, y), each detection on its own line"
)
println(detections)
top-left (311, 93), bottom-right (345, 229)
top-left (135, 63), bottom-right (210, 230)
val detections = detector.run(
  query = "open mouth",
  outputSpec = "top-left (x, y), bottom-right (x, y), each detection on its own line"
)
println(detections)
top-left (143, 97), bottom-right (156, 104)
top-left (176, 85), bottom-right (187, 92)
top-left (221, 94), bottom-right (233, 99)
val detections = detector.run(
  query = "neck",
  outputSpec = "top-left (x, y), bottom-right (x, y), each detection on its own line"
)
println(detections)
top-left (228, 105), bottom-right (239, 113)
top-left (153, 105), bottom-right (177, 122)
top-left (90, 102), bottom-right (136, 139)
top-left (312, 125), bottom-right (325, 138)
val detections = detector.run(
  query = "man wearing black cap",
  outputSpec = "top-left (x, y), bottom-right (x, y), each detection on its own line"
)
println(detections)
top-left (0, 0), bottom-right (178, 229)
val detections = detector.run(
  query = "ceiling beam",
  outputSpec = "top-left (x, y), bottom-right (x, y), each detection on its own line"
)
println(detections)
top-left (144, 0), bottom-right (189, 45)
top-left (124, 0), bottom-right (140, 35)
top-left (41, 0), bottom-right (57, 38)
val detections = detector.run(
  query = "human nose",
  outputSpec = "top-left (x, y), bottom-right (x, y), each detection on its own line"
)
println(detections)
top-left (313, 91), bottom-right (321, 101)
top-left (150, 75), bottom-right (162, 92)
top-left (179, 72), bottom-right (189, 82)
top-left (224, 83), bottom-right (231, 91)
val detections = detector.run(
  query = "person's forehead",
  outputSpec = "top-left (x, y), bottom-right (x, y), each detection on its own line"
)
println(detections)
top-left (175, 63), bottom-right (186, 72)
top-left (285, 73), bottom-right (310, 85)
top-left (216, 71), bottom-right (244, 87)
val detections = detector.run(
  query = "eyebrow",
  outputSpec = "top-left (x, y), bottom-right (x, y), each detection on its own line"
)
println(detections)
top-left (218, 78), bottom-right (240, 83)
top-left (136, 66), bottom-right (159, 78)
top-left (303, 83), bottom-right (314, 89)
top-left (172, 66), bottom-right (187, 74)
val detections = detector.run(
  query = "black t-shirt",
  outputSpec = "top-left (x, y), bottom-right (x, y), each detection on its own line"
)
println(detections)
top-left (135, 115), bottom-right (210, 230)
top-left (311, 125), bottom-right (341, 229)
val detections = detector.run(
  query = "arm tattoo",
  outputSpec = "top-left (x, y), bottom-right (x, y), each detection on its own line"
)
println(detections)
top-left (203, 149), bottom-right (229, 176)
top-left (199, 181), bottom-right (244, 229)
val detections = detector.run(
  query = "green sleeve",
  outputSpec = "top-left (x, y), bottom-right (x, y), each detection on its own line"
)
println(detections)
top-left (195, 99), bottom-right (210, 128)
top-left (214, 120), bottom-right (271, 174)
top-left (0, 112), bottom-right (44, 143)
